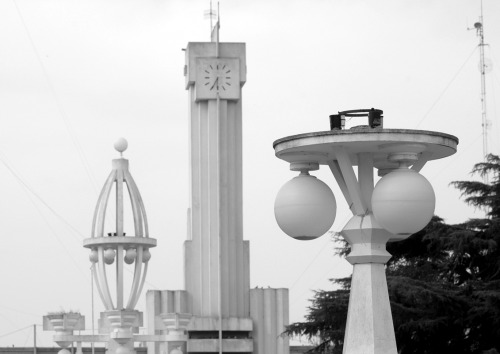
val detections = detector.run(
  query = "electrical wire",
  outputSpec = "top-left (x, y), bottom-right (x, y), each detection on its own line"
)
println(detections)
top-left (0, 312), bottom-right (18, 328)
top-left (0, 325), bottom-right (32, 340)
top-left (416, 46), bottom-right (478, 128)
top-left (289, 265), bottom-right (340, 309)
top-left (0, 306), bottom-right (39, 318)
top-left (0, 154), bottom-right (86, 276)
top-left (25, 189), bottom-right (88, 277)
top-left (22, 327), bottom-right (31, 347)
top-left (288, 213), bottom-right (352, 308)
top-left (11, 0), bottom-right (99, 196)
top-left (0, 150), bottom-right (85, 240)
top-left (289, 236), bottom-right (331, 291)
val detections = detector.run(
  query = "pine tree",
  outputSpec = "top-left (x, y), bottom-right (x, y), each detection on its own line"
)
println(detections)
top-left (285, 154), bottom-right (500, 353)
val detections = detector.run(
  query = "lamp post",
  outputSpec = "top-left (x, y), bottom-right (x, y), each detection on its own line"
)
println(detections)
top-left (273, 109), bottom-right (458, 354)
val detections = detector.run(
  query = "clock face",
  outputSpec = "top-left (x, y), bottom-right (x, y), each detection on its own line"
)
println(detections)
top-left (195, 58), bottom-right (240, 100)
top-left (203, 62), bottom-right (233, 92)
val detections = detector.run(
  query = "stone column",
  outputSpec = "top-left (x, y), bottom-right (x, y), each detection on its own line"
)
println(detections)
top-left (341, 214), bottom-right (397, 354)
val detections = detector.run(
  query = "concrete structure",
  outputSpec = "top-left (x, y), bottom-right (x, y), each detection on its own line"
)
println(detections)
top-left (0, 348), bottom-right (147, 354)
top-left (273, 115), bottom-right (458, 353)
top-left (0, 346), bottom-right (314, 354)
top-left (44, 142), bottom-right (183, 354)
top-left (147, 34), bottom-right (290, 353)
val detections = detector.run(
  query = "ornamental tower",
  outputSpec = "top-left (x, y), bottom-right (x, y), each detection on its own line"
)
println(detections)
top-left (44, 140), bottom-right (163, 354)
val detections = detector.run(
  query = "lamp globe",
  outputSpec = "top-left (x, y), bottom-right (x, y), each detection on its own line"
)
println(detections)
top-left (124, 248), bottom-right (136, 264)
top-left (142, 248), bottom-right (151, 263)
top-left (89, 249), bottom-right (98, 263)
top-left (371, 168), bottom-right (435, 237)
top-left (274, 172), bottom-right (336, 240)
top-left (104, 248), bottom-right (116, 265)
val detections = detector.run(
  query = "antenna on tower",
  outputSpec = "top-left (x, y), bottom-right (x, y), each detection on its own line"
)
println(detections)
top-left (212, 2), bottom-right (220, 57)
top-left (204, 1), bottom-right (216, 37)
top-left (469, 0), bottom-right (492, 166)
top-left (204, 1), bottom-right (221, 56)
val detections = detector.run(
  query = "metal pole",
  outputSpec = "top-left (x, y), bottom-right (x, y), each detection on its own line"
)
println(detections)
top-left (33, 324), bottom-right (36, 354)
top-left (91, 265), bottom-right (95, 354)
top-left (217, 92), bottom-right (222, 354)
top-left (479, 0), bottom-right (488, 160)
top-left (210, 0), bottom-right (213, 38)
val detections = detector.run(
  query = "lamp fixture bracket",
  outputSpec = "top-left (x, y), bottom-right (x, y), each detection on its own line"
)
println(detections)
top-left (330, 108), bottom-right (383, 130)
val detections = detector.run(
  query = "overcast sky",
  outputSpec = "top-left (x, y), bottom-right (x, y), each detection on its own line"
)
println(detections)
top-left (1, 0), bottom-right (499, 347)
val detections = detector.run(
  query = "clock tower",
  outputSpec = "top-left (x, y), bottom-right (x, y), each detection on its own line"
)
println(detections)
top-left (147, 30), bottom-right (289, 354)
top-left (184, 40), bottom-right (248, 318)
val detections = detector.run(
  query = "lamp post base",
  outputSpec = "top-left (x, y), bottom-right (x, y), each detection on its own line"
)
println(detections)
top-left (343, 263), bottom-right (397, 354)
top-left (341, 214), bottom-right (397, 354)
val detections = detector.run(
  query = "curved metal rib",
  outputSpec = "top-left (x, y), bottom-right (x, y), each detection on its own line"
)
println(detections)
top-left (92, 170), bottom-right (117, 238)
top-left (125, 172), bottom-right (148, 236)
top-left (126, 245), bottom-right (143, 309)
top-left (97, 246), bottom-right (114, 309)
top-left (91, 264), bottom-right (107, 309)
top-left (116, 169), bottom-right (125, 309)
top-left (124, 171), bottom-right (144, 237)
top-left (132, 261), bottom-right (149, 309)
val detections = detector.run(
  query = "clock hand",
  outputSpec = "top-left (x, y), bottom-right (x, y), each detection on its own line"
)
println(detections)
top-left (210, 77), bottom-right (219, 91)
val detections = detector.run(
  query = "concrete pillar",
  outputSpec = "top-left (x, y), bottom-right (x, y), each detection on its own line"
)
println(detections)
top-left (146, 291), bottom-right (161, 354)
top-left (146, 290), bottom-right (189, 354)
top-left (341, 214), bottom-right (397, 354)
top-left (250, 288), bottom-right (290, 354)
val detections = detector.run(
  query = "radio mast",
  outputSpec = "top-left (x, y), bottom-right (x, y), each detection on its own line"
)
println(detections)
top-left (473, 0), bottom-right (490, 160)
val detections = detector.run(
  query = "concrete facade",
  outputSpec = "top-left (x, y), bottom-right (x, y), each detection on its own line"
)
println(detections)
top-left (250, 288), bottom-right (290, 354)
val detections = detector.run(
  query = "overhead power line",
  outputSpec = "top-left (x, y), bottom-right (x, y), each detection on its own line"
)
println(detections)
top-left (11, 0), bottom-right (99, 195)
top-left (416, 46), bottom-right (478, 129)
top-left (0, 150), bottom-right (85, 240)
top-left (0, 325), bottom-right (33, 340)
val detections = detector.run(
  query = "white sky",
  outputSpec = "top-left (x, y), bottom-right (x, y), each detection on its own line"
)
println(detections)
top-left (1, 0), bottom-right (499, 348)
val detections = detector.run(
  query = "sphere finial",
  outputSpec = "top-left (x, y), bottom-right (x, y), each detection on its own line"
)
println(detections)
top-left (114, 137), bottom-right (128, 156)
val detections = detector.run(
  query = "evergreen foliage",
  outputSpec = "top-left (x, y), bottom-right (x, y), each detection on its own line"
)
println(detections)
top-left (285, 154), bottom-right (500, 353)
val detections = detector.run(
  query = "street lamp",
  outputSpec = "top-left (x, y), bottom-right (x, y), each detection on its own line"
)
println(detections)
top-left (273, 109), bottom-right (458, 353)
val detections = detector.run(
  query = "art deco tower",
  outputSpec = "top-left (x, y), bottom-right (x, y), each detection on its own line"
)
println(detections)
top-left (183, 40), bottom-right (249, 318)
top-left (147, 27), bottom-right (289, 354)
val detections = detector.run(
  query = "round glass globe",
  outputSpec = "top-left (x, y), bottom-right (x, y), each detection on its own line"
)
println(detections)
top-left (89, 249), bottom-right (98, 263)
top-left (114, 137), bottom-right (128, 153)
top-left (372, 168), bottom-right (435, 236)
top-left (124, 248), bottom-right (136, 264)
top-left (104, 248), bottom-right (116, 265)
top-left (142, 249), bottom-right (151, 263)
top-left (274, 173), bottom-right (336, 240)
